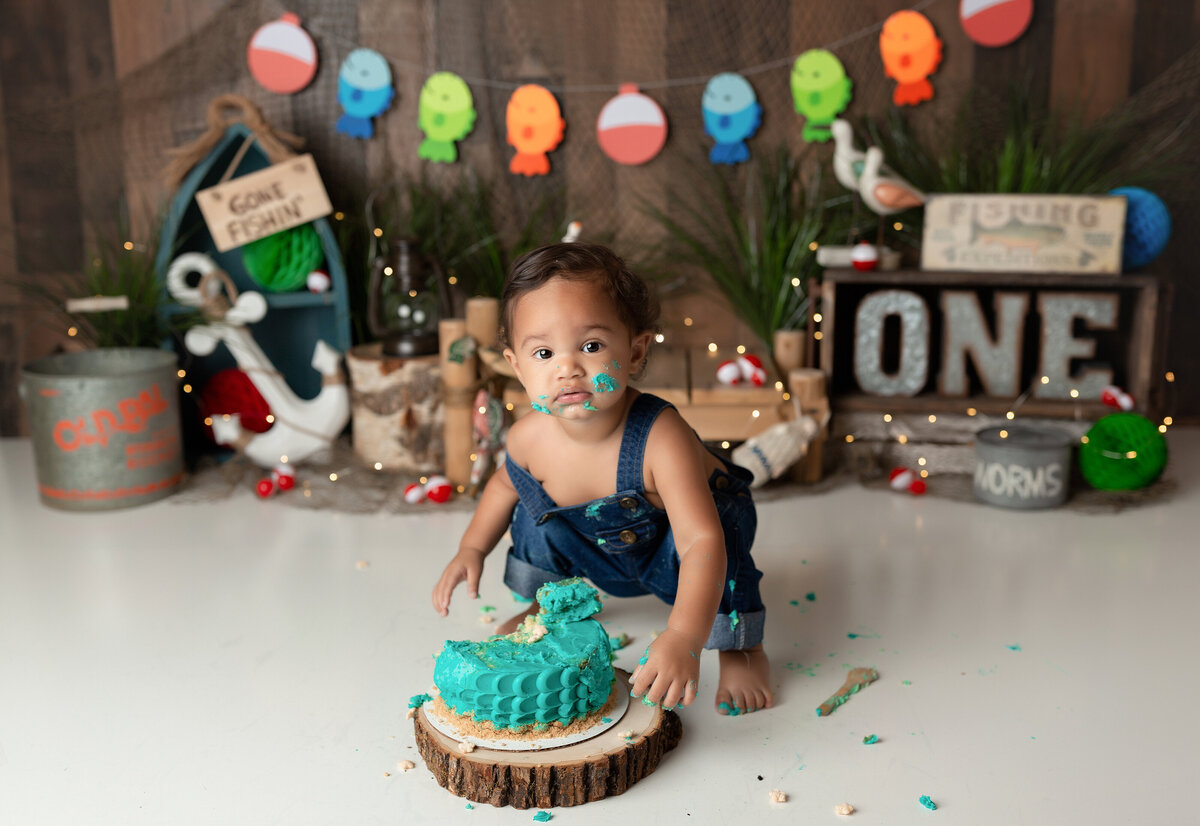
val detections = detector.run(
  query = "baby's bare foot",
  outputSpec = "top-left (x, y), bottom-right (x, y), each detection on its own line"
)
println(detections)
top-left (494, 601), bottom-right (540, 635)
top-left (715, 645), bottom-right (773, 715)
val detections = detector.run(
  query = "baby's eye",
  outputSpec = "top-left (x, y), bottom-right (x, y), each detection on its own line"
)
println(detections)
top-left (582, 341), bottom-right (604, 354)
top-left (533, 348), bottom-right (553, 360)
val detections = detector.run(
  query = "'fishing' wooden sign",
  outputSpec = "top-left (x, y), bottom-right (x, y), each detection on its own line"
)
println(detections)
top-left (920, 194), bottom-right (1126, 274)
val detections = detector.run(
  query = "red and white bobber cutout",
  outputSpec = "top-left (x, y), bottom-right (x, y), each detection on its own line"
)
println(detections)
top-left (403, 482), bottom-right (426, 504)
top-left (716, 359), bottom-right (743, 386)
top-left (247, 13), bottom-right (318, 95)
top-left (889, 466), bottom-right (927, 495)
top-left (851, 242), bottom-right (879, 271)
top-left (1100, 384), bottom-right (1135, 411)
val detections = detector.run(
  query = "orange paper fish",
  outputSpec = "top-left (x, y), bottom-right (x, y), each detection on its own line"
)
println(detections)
top-left (880, 10), bottom-right (943, 107)
top-left (506, 84), bottom-right (565, 176)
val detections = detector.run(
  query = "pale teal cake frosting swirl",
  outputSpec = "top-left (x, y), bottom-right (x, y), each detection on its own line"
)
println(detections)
top-left (433, 578), bottom-right (614, 730)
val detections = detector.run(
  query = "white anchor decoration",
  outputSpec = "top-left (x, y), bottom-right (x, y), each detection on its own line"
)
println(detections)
top-left (166, 252), bottom-right (350, 469)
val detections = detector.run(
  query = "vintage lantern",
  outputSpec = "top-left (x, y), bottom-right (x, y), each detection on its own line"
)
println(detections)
top-left (368, 239), bottom-right (442, 357)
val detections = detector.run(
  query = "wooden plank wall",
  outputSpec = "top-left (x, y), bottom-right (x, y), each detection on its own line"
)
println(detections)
top-left (0, 0), bottom-right (1197, 436)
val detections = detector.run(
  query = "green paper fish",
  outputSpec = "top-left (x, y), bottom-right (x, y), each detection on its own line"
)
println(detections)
top-left (790, 49), bottom-right (852, 143)
top-left (418, 72), bottom-right (476, 163)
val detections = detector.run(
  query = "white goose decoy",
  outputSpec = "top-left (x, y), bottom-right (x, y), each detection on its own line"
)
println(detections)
top-left (166, 252), bottom-right (350, 469)
top-left (859, 145), bottom-right (925, 216)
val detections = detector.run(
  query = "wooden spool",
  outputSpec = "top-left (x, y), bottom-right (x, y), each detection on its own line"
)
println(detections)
top-left (414, 669), bottom-right (683, 809)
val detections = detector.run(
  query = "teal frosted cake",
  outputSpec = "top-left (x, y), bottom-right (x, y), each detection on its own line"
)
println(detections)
top-left (432, 578), bottom-right (615, 732)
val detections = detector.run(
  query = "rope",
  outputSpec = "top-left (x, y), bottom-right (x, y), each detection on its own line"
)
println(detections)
top-left (162, 94), bottom-right (306, 190)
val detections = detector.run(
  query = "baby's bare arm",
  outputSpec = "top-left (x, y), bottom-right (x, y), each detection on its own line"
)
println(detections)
top-left (431, 464), bottom-right (519, 615)
top-left (630, 410), bottom-right (726, 707)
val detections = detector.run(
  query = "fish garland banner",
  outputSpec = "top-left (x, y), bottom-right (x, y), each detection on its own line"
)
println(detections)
top-left (506, 84), bottom-right (565, 176)
top-left (790, 49), bottom-right (852, 143)
top-left (337, 48), bottom-right (394, 139)
top-left (880, 10), bottom-right (943, 107)
top-left (418, 72), bottom-right (476, 163)
top-left (702, 72), bottom-right (762, 165)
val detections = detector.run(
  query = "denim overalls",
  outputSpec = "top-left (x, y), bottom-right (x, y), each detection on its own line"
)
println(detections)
top-left (502, 393), bottom-right (765, 650)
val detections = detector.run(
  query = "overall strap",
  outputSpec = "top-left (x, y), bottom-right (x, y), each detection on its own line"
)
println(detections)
top-left (615, 393), bottom-right (673, 493)
top-left (503, 453), bottom-right (556, 522)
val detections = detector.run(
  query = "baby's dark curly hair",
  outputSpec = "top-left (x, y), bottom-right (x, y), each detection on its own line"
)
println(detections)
top-left (500, 242), bottom-right (661, 352)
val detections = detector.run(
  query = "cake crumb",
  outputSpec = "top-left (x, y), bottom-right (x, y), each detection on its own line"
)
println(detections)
top-left (383, 771), bottom-right (390, 777)
top-left (355, 560), bottom-right (370, 570)
top-left (618, 729), bottom-right (635, 740)
top-left (456, 741), bottom-right (477, 754)
top-left (397, 760), bottom-right (415, 772)
top-left (835, 803), bottom-right (855, 816)
top-left (768, 789), bottom-right (788, 803)
top-left (479, 614), bottom-right (495, 624)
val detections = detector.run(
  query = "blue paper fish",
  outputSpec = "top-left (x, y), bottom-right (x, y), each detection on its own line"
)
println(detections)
top-left (337, 48), bottom-right (394, 139)
top-left (702, 73), bottom-right (761, 165)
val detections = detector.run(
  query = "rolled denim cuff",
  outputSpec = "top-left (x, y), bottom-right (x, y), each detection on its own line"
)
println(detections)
top-left (503, 552), bottom-right (569, 601)
top-left (704, 608), bottom-right (765, 651)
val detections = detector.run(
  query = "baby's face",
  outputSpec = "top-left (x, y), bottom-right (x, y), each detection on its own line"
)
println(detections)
top-left (503, 276), bottom-right (649, 421)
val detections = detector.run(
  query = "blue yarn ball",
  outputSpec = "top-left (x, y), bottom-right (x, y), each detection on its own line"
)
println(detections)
top-left (1111, 186), bottom-right (1171, 270)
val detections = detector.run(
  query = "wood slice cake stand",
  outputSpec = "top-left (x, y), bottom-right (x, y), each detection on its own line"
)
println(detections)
top-left (414, 668), bottom-right (683, 808)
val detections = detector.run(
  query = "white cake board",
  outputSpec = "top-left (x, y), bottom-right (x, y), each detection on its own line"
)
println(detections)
top-left (423, 675), bottom-right (631, 751)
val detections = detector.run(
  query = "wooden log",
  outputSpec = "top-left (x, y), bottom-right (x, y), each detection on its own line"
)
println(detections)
top-left (465, 296), bottom-right (500, 352)
top-left (439, 318), bottom-right (476, 488)
top-left (345, 345), bottom-right (442, 472)
top-left (788, 368), bottom-right (828, 483)
top-left (772, 329), bottom-right (805, 374)
top-left (414, 671), bottom-right (682, 809)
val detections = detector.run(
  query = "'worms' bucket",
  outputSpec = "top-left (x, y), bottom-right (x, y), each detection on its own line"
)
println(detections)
top-left (973, 425), bottom-right (1073, 509)
top-left (20, 348), bottom-right (183, 511)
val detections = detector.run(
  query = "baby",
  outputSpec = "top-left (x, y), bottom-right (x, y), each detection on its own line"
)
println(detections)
top-left (432, 242), bottom-right (772, 716)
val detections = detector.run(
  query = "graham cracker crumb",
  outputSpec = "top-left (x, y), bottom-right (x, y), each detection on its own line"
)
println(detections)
top-left (398, 760), bottom-right (415, 772)
top-left (835, 802), bottom-right (855, 816)
top-left (355, 560), bottom-right (369, 570)
top-left (456, 741), bottom-right (476, 754)
top-left (769, 789), bottom-right (788, 803)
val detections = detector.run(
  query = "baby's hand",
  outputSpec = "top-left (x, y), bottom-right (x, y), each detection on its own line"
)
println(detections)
top-left (432, 549), bottom-right (484, 616)
top-left (628, 628), bottom-right (702, 709)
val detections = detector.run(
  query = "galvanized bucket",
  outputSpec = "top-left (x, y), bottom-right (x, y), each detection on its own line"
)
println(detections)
top-left (973, 425), bottom-right (1073, 510)
top-left (20, 348), bottom-right (183, 511)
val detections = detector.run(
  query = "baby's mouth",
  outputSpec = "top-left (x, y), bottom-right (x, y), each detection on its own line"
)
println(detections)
top-left (556, 388), bottom-right (592, 405)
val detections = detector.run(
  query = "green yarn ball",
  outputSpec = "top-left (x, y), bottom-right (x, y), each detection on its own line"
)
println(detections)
top-left (241, 223), bottom-right (324, 292)
top-left (1078, 412), bottom-right (1168, 490)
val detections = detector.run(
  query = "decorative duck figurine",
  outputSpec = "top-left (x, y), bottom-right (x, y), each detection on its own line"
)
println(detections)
top-left (166, 252), bottom-right (350, 469)
top-left (859, 146), bottom-right (925, 215)
top-left (830, 118), bottom-right (866, 193)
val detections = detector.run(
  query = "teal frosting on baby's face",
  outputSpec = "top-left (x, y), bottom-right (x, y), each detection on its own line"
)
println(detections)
top-left (432, 578), bottom-right (613, 730)
top-left (592, 373), bottom-right (619, 393)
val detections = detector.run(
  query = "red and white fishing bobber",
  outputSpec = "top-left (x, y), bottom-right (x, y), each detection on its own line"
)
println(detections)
top-left (1100, 384), bottom-right (1135, 411)
top-left (738, 354), bottom-right (767, 386)
top-left (403, 482), bottom-right (426, 504)
top-left (889, 466), bottom-right (927, 495)
top-left (851, 242), bottom-right (879, 271)
top-left (256, 478), bottom-right (276, 498)
top-left (425, 475), bottom-right (453, 504)
top-left (306, 269), bottom-right (331, 293)
top-left (716, 359), bottom-right (743, 386)
top-left (272, 464), bottom-right (296, 491)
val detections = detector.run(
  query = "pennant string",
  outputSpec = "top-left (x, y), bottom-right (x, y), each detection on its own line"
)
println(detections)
top-left (308, 0), bottom-right (940, 95)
